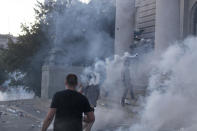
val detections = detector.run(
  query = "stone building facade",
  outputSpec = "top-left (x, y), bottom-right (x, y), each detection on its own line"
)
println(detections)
top-left (115, 0), bottom-right (197, 54)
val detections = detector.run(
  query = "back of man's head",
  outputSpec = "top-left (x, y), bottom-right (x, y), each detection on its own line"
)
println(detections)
top-left (66, 74), bottom-right (78, 88)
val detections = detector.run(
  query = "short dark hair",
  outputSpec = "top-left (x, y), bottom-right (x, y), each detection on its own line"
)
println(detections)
top-left (66, 74), bottom-right (78, 87)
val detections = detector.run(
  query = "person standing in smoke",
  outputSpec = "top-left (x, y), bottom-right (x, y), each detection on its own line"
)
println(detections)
top-left (121, 58), bottom-right (136, 107)
top-left (79, 73), bottom-right (100, 131)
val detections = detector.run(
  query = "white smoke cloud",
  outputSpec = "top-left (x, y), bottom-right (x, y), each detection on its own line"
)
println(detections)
top-left (0, 87), bottom-right (34, 101)
top-left (79, 0), bottom-right (91, 4)
top-left (127, 37), bottom-right (197, 131)
top-left (81, 52), bottom-right (141, 100)
top-left (0, 72), bottom-right (35, 101)
top-left (86, 37), bottom-right (197, 131)
top-left (45, 0), bottom-right (115, 65)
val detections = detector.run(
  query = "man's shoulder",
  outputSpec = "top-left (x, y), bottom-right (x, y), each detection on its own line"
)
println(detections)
top-left (56, 90), bottom-right (84, 96)
top-left (53, 90), bottom-right (69, 98)
top-left (76, 91), bottom-right (89, 101)
top-left (76, 91), bottom-right (87, 99)
top-left (55, 90), bottom-right (66, 95)
top-left (54, 90), bottom-right (88, 100)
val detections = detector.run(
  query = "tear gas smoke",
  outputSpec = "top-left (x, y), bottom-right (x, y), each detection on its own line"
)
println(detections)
top-left (45, 0), bottom-right (115, 66)
top-left (121, 37), bottom-right (197, 131)
top-left (0, 87), bottom-right (34, 101)
top-left (81, 51), bottom-right (151, 130)
top-left (80, 52), bottom-right (144, 99)
top-left (81, 42), bottom-right (153, 98)
top-left (0, 72), bottom-right (34, 101)
top-left (82, 37), bottom-right (197, 131)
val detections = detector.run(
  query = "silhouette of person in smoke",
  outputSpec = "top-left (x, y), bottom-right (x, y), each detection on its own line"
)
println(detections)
top-left (79, 73), bottom-right (100, 131)
top-left (121, 58), bottom-right (135, 107)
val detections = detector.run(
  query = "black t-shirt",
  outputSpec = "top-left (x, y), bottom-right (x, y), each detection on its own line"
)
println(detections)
top-left (50, 89), bottom-right (92, 131)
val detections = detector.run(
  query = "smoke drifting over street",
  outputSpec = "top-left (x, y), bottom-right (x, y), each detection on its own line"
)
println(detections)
top-left (80, 37), bottom-right (197, 131)
top-left (0, 87), bottom-right (34, 101)
top-left (118, 37), bottom-right (197, 131)
top-left (0, 72), bottom-right (34, 101)
top-left (81, 48), bottom-right (153, 130)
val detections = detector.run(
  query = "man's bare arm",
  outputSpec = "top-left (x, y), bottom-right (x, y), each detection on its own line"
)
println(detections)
top-left (84, 111), bottom-right (95, 123)
top-left (41, 108), bottom-right (56, 131)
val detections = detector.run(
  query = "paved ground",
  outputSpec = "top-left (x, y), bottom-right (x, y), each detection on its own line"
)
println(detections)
top-left (0, 99), bottom-right (52, 131)
top-left (0, 98), bottom-right (139, 131)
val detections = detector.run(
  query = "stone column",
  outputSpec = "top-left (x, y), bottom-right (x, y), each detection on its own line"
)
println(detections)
top-left (155, 0), bottom-right (181, 52)
top-left (115, 0), bottom-right (135, 55)
top-left (41, 65), bottom-right (67, 99)
top-left (41, 65), bottom-right (84, 99)
top-left (180, 0), bottom-right (189, 38)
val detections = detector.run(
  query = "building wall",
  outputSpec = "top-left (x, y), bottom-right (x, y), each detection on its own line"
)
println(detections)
top-left (135, 0), bottom-right (156, 39)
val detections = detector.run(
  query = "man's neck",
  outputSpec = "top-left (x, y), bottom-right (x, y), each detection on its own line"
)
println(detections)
top-left (67, 87), bottom-right (75, 91)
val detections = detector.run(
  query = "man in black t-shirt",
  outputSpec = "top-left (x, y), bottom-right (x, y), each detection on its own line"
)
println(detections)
top-left (42, 74), bottom-right (95, 131)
